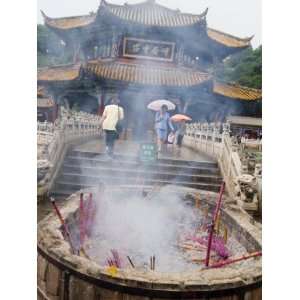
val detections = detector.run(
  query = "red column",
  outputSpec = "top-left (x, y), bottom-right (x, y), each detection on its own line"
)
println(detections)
top-left (97, 93), bottom-right (105, 116)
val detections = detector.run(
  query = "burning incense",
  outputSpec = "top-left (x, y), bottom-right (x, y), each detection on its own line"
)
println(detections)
top-left (149, 256), bottom-right (156, 270)
top-left (79, 193), bottom-right (85, 247)
top-left (208, 251), bottom-right (262, 269)
top-left (111, 249), bottom-right (122, 268)
top-left (106, 259), bottom-right (113, 267)
top-left (79, 247), bottom-right (90, 259)
top-left (187, 235), bottom-right (229, 259)
top-left (223, 226), bottom-right (228, 244)
top-left (50, 197), bottom-right (77, 255)
top-left (215, 212), bottom-right (221, 235)
top-left (127, 256), bottom-right (135, 268)
top-left (205, 182), bottom-right (226, 267)
top-left (195, 193), bottom-right (201, 209)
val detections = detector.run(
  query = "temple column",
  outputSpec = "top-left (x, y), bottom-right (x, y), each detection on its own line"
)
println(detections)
top-left (53, 92), bottom-right (70, 110)
top-left (111, 27), bottom-right (121, 58)
top-left (183, 98), bottom-right (192, 114)
top-left (72, 42), bottom-right (81, 63)
top-left (87, 89), bottom-right (104, 116)
top-left (177, 44), bottom-right (185, 66)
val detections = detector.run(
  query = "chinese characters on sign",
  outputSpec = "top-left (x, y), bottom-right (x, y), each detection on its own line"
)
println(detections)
top-left (139, 143), bottom-right (157, 162)
top-left (123, 38), bottom-right (175, 62)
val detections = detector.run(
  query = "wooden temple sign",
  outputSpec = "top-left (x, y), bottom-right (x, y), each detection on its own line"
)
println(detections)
top-left (123, 38), bottom-right (175, 62)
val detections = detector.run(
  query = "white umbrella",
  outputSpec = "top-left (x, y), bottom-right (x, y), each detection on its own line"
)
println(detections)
top-left (147, 99), bottom-right (176, 111)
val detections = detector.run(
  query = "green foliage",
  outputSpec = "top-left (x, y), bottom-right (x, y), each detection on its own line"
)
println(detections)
top-left (37, 24), bottom-right (73, 67)
top-left (216, 46), bottom-right (262, 89)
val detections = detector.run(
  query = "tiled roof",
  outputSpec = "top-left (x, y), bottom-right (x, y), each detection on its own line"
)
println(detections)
top-left (41, 11), bottom-right (96, 30)
top-left (85, 59), bottom-right (211, 87)
top-left (37, 64), bottom-right (81, 82)
top-left (226, 116), bottom-right (262, 127)
top-left (101, 0), bottom-right (207, 27)
top-left (213, 81), bottom-right (261, 101)
top-left (42, 0), bottom-right (207, 29)
top-left (41, 1), bottom-right (251, 50)
top-left (207, 28), bottom-right (252, 48)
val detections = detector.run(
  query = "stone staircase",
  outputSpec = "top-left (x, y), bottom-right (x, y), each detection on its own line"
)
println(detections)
top-left (50, 149), bottom-right (222, 199)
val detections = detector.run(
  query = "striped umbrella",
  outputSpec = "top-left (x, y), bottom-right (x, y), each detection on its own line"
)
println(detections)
top-left (147, 100), bottom-right (176, 111)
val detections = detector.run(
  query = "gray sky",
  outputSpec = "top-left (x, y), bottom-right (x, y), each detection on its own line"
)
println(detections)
top-left (37, 0), bottom-right (261, 48)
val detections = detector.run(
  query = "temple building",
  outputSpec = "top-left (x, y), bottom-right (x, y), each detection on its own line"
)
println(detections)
top-left (38, 0), bottom-right (261, 139)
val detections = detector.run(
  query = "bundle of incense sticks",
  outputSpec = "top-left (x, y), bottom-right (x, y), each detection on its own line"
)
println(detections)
top-left (150, 256), bottom-right (156, 270)
top-left (207, 251), bottom-right (262, 269)
top-left (111, 249), bottom-right (122, 268)
top-left (187, 235), bottom-right (229, 259)
top-left (106, 258), bottom-right (115, 267)
top-left (205, 182), bottom-right (226, 267)
top-left (50, 197), bottom-right (78, 255)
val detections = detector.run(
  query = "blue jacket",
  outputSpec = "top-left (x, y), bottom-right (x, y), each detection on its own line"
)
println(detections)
top-left (155, 112), bottom-right (174, 131)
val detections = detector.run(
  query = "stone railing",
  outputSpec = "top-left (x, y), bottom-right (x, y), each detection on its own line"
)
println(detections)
top-left (37, 110), bottom-right (102, 197)
top-left (184, 122), bottom-right (262, 215)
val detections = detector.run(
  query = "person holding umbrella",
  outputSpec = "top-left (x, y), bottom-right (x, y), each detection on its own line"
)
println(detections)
top-left (170, 114), bottom-right (192, 148)
top-left (175, 121), bottom-right (186, 147)
top-left (155, 104), bottom-right (175, 152)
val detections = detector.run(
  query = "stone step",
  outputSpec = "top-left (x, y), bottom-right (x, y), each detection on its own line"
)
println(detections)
top-left (65, 155), bottom-right (219, 176)
top-left (51, 148), bottom-right (222, 199)
top-left (67, 150), bottom-right (218, 169)
top-left (53, 179), bottom-right (221, 196)
top-left (60, 166), bottom-right (222, 184)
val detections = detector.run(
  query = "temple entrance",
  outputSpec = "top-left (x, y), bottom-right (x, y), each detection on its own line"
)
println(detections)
top-left (65, 93), bottom-right (98, 114)
top-left (121, 91), bottom-right (161, 141)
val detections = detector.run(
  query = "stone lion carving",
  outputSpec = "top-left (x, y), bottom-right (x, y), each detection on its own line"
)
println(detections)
top-left (234, 174), bottom-right (259, 213)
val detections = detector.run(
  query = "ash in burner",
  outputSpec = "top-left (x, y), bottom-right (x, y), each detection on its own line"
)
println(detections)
top-left (84, 186), bottom-right (247, 273)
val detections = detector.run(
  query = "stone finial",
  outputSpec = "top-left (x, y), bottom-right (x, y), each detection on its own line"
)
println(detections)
top-left (222, 122), bottom-right (230, 135)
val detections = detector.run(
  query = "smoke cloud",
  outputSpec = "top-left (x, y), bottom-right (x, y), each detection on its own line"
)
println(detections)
top-left (87, 185), bottom-right (202, 272)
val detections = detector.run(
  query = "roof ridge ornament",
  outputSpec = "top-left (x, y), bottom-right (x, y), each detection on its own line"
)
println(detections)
top-left (99, 0), bottom-right (107, 8)
top-left (202, 7), bottom-right (209, 18)
top-left (40, 10), bottom-right (50, 20)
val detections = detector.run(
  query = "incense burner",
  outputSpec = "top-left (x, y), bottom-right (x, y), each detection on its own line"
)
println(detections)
top-left (38, 186), bottom-right (261, 300)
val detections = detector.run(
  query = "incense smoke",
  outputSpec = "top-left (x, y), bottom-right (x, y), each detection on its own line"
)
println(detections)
top-left (87, 185), bottom-right (202, 273)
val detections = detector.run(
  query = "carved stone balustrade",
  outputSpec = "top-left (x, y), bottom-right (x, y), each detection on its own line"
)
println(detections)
top-left (37, 110), bottom-right (102, 196)
top-left (183, 121), bottom-right (262, 215)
